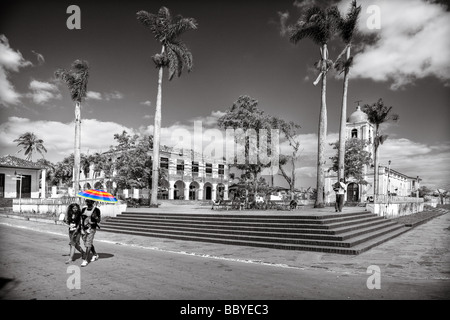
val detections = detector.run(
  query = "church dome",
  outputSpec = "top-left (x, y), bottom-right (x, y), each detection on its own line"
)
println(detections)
top-left (347, 106), bottom-right (368, 123)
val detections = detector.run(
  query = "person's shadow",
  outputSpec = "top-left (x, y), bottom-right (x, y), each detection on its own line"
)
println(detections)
top-left (62, 253), bottom-right (114, 260)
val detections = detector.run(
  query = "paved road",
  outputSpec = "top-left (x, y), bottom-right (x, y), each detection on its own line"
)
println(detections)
top-left (1, 211), bottom-right (449, 302)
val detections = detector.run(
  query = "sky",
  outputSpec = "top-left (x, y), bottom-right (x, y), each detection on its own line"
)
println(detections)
top-left (1, 0), bottom-right (449, 190)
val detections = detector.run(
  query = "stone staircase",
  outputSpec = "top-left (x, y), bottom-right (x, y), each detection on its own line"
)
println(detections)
top-left (100, 211), bottom-right (410, 255)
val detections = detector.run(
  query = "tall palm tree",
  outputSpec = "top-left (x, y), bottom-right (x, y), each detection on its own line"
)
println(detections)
top-left (55, 59), bottom-right (89, 196)
top-left (335, 0), bottom-right (361, 182)
top-left (14, 132), bottom-right (47, 161)
top-left (137, 7), bottom-right (198, 206)
top-left (362, 99), bottom-right (399, 202)
top-left (288, 5), bottom-right (340, 208)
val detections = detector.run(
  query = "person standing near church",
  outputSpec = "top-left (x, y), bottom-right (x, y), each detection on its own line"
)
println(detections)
top-left (334, 178), bottom-right (347, 212)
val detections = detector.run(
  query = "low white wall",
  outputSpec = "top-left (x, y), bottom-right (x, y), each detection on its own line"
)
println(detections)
top-left (12, 199), bottom-right (127, 218)
top-left (365, 196), bottom-right (424, 218)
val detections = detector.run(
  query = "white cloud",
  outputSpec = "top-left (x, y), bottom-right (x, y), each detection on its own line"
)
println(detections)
top-left (104, 91), bottom-right (123, 100)
top-left (86, 90), bottom-right (124, 101)
top-left (0, 34), bottom-right (32, 106)
top-left (345, 0), bottom-right (450, 89)
top-left (140, 100), bottom-right (151, 106)
top-left (86, 91), bottom-right (102, 100)
top-left (0, 117), bottom-right (136, 163)
top-left (2, 115), bottom-right (448, 190)
top-left (26, 80), bottom-right (62, 105)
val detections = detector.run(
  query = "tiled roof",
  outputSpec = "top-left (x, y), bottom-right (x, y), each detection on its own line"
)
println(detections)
top-left (0, 155), bottom-right (43, 169)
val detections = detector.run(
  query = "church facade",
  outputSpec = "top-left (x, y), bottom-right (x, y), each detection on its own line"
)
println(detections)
top-left (324, 106), bottom-right (421, 204)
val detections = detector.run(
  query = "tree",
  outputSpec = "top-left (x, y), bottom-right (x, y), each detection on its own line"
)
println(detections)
top-left (418, 186), bottom-right (433, 198)
top-left (334, 0), bottom-right (361, 182)
top-left (217, 95), bottom-right (274, 193)
top-left (36, 158), bottom-right (56, 196)
top-left (108, 131), bottom-right (164, 198)
top-left (55, 60), bottom-right (89, 196)
top-left (362, 99), bottom-right (399, 201)
top-left (434, 188), bottom-right (448, 205)
top-left (329, 138), bottom-right (372, 184)
top-left (53, 155), bottom-right (75, 187)
top-left (288, 5), bottom-right (340, 208)
top-left (14, 132), bottom-right (47, 161)
top-left (137, 7), bottom-right (198, 206)
top-left (271, 118), bottom-right (302, 198)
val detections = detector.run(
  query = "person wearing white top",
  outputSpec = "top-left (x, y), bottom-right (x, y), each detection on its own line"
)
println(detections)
top-left (333, 178), bottom-right (347, 213)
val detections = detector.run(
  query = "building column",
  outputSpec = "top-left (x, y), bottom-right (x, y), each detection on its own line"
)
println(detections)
top-left (41, 169), bottom-right (46, 199)
top-left (223, 184), bottom-right (229, 200)
top-left (198, 182), bottom-right (204, 201)
top-left (168, 181), bottom-right (175, 200)
top-left (212, 183), bottom-right (217, 201)
top-left (184, 185), bottom-right (190, 200)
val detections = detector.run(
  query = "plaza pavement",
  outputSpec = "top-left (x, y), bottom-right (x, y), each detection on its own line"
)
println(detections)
top-left (1, 203), bottom-right (449, 284)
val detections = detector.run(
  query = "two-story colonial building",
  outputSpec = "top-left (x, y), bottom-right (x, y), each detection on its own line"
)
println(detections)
top-left (78, 146), bottom-right (230, 202)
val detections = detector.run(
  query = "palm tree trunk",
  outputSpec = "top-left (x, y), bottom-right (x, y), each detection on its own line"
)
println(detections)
top-left (338, 46), bottom-right (351, 181)
top-left (315, 44), bottom-right (328, 208)
top-left (74, 101), bottom-right (81, 195)
top-left (150, 46), bottom-right (165, 206)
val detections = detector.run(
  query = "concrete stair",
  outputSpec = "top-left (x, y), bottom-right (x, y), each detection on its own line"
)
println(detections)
top-left (100, 211), bottom-right (410, 255)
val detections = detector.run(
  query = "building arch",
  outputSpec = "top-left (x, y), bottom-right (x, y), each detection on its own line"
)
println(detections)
top-left (189, 181), bottom-right (200, 200)
top-left (217, 183), bottom-right (225, 201)
top-left (204, 182), bottom-right (213, 201)
top-left (174, 180), bottom-right (185, 200)
top-left (347, 182), bottom-right (359, 202)
top-left (94, 181), bottom-right (103, 190)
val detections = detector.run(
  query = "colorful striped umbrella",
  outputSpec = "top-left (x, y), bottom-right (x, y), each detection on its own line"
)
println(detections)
top-left (77, 189), bottom-right (118, 203)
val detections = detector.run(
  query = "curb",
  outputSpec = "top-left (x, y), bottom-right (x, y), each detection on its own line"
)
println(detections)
top-left (404, 212), bottom-right (446, 228)
top-left (0, 213), bottom-right (63, 225)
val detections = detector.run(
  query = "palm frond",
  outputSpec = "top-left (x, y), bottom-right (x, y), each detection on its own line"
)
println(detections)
top-left (339, 0), bottom-right (362, 44)
top-left (168, 41), bottom-right (193, 71)
top-left (168, 17), bottom-right (198, 41)
top-left (55, 60), bottom-right (89, 103)
top-left (166, 46), bottom-right (180, 81)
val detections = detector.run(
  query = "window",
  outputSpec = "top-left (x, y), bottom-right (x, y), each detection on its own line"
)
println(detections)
top-left (192, 161), bottom-right (199, 173)
top-left (206, 163), bottom-right (212, 175)
top-left (351, 129), bottom-right (358, 138)
top-left (160, 157), bottom-right (169, 169)
top-left (177, 160), bottom-right (184, 172)
top-left (218, 164), bottom-right (224, 175)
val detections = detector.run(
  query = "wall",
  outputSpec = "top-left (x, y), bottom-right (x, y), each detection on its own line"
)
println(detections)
top-left (0, 167), bottom-right (41, 198)
top-left (365, 196), bottom-right (424, 218)
top-left (12, 198), bottom-right (127, 218)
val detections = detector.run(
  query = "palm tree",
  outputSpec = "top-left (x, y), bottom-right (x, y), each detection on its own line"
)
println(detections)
top-left (335, 0), bottom-right (361, 182)
top-left (362, 99), bottom-right (399, 202)
top-left (137, 7), bottom-right (198, 206)
top-left (288, 5), bottom-right (340, 208)
top-left (55, 59), bottom-right (89, 196)
top-left (14, 132), bottom-right (47, 161)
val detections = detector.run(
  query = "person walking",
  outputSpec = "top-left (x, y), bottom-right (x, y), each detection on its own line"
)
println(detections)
top-left (80, 199), bottom-right (101, 267)
top-left (63, 203), bottom-right (85, 264)
top-left (334, 178), bottom-right (347, 213)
